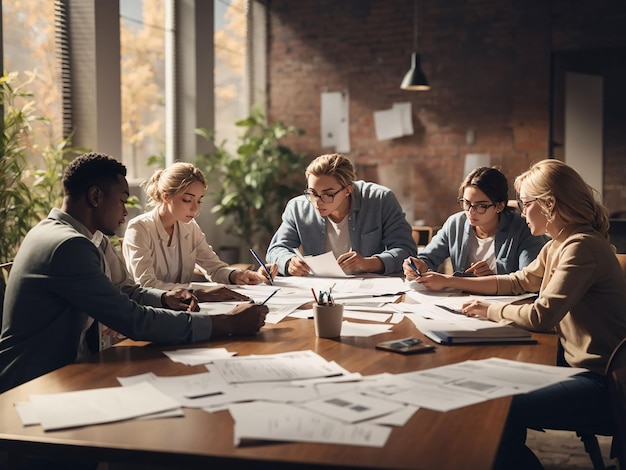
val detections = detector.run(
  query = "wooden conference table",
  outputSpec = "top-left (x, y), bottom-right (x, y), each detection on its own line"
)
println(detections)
top-left (0, 312), bottom-right (558, 470)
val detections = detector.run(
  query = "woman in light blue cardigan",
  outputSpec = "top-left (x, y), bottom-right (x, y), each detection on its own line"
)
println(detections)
top-left (405, 167), bottom-right (548, 277)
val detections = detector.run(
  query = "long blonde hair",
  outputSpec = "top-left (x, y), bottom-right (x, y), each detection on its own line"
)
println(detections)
top-left (142, 162), bottom-right (207, 208)
top-left (514, 159), bottom-right (609, 239)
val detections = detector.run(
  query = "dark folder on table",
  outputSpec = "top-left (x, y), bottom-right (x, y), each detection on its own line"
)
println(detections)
top-left (424, 324), bottom-right (536, 345)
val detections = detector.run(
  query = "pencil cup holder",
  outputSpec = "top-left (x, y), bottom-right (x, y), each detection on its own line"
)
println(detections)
top-left (313, 304), bottom-right (344, 338)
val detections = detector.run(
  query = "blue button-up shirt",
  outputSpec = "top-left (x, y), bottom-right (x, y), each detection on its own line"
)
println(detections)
top-left (267, 181), bottom-right (417, 275)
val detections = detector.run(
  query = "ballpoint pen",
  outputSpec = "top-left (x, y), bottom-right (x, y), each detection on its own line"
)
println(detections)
top-left (408, 259), bottom-right (422, 277)
top-left (260, 288), bottom-right (279, 305)
top-left (249, 248), bottom-right (274, 285)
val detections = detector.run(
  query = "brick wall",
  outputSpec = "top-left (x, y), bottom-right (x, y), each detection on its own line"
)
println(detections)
top-left (266, 0), bottom-right (626, 226)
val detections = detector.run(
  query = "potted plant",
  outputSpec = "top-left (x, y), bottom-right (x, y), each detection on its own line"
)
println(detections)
top-left (0, 72), bottom-right (84, 265)
top-left (195, 109), bottom-right (307, 258)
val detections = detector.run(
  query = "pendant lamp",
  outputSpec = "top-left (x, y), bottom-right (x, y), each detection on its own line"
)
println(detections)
top-left (401, 0), bottom-right (430, 91)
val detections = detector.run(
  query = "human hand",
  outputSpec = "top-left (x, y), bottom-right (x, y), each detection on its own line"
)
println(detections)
top-left (231, 270), bottom-right (266, 285)
top-left (336, 251), bottom-right (383, 274)
top-left (461, 299), bottom-right (490, 318)
top-left (101, 326), bottom-right (126, 340)
top-left (210, 303), bottom-right (268, 337)
top-left (194, 286), bottom-right (250, 302)
top-left (415, 271), bottom-right (452, 291)
top-left (163, 288), bottom-right (199, 311)
top-left (287, 256), bottom-right (311, 276)
top-left (465, 261), bottom-right (494, 277)
top-left (403, 257), bottom-right (428, 280)
top-left (256, 263), bottom-right (278, 284)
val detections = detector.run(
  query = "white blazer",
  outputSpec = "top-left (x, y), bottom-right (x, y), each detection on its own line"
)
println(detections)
top-left (122, 208), bottom-right (236, 289)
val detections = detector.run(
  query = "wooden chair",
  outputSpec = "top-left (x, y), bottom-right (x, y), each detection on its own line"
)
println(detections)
top-left (411, 225), bottom-right (434, 248)
top-left (606, 337), bottom-right (626, 469)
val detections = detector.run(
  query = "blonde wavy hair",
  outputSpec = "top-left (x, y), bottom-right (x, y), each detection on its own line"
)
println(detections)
top-left (514, 159), bottom-right (609, 239)
top-left (305, 153), bottom-right (356, 188)
top-left (142, 162), bottom-right (207, 208)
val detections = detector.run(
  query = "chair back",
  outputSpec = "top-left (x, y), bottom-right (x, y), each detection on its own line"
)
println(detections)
top-left (616, 253), bottom-right (626, 279)
top-left (0, 262), bottom-right (13, 325)
top-left (606, 337), bottom-right (626, 468)
top-left (411, 226), bottom-right (434, 248)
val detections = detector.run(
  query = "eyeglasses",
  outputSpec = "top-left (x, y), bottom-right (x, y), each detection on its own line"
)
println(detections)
top-left (458, 199), bottom-right (495, 214)
top-left (304, 187), bottom-right (345, 204)
top-left (517, 198), bottom-right (538, 213)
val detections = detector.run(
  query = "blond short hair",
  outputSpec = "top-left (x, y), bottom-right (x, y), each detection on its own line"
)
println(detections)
top-left (305, 153), bottom-right (356, 187)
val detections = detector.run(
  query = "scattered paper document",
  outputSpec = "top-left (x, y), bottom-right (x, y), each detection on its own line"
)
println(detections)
top-left (293, 249), bottom-right (347, 277)
top-left (340, 321), bottom-right (393, 337)
top-left (162, 347), bottom-right (237, 366)
top-left (26, 382), bottom-right (181, 431)
top-left (211, 350), bottom-right (348, 384)
top-left (229, 402), bottom-right (391, 447)
top-left (300, 391), bottom-right (405, 424)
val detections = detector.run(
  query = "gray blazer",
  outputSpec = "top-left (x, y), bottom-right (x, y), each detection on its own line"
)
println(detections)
top-left (0, 209), bottom-right (212, 393)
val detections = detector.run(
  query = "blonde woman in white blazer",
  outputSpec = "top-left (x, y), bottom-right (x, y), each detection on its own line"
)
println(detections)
top-left (123, 162), bottom-right (276, 301)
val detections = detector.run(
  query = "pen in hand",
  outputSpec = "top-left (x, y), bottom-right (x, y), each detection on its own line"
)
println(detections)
top-left (408, 259), bottom-right (422, 277)
top-left (249, 248), bottom-right (274, 285)
top-left (250, 288), bottom-right (280, 305)
top-left (260, 288), bottom-right (279, 305)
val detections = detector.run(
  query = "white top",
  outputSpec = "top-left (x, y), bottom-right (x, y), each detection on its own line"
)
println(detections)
top-left (161, 224), bottom-right (183, 284)
top-left (325, 216), bottom-right (351, 258)
top-left (467, 231), bottom-right (496, 273)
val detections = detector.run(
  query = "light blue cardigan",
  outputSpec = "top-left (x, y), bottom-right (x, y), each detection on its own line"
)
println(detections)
top-left (266, 181), bottom-right (416, 275)
top-left (417, 210), bottom-right (549, 274)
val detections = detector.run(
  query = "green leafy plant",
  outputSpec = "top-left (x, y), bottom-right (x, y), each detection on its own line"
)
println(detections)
top-left (195, 109), bottom-right (307, 250)
top-left (0, 72), bottom-right (83, 264)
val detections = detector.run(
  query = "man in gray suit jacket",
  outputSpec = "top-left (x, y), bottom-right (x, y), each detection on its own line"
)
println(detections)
top-left (0, 153), bottom-right (267, 393)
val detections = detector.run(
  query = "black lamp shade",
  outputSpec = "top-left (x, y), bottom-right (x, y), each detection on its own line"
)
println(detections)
top-left (401, 52), bottom-right (430, 91)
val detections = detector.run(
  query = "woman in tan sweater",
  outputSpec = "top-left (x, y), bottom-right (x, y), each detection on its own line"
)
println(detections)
top-left (405, 159), bottom-right (626, 469)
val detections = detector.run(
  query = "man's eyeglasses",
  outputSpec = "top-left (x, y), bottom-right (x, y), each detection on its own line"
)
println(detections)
top-left (304, 187), bottom-right (345, 204)
top-left (458, 199), bottom-right (495, 214)
top-left (517, 198), bottom-right (538, 213)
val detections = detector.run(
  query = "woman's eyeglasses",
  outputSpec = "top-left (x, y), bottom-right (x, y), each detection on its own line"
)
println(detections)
top-left (458, 199), bottom-right (495, 214)
top-left (517, 198), bottom-right (538, 213)
top-left (304, 187), bottom-right (345, 203)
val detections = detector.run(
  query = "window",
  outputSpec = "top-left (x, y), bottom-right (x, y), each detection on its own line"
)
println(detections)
top-left (2, 0), bottom-right (62, 149)
top-left (119, 0), bottom-right (166, 181)
top-left (215, 0), bottom-right (247, 151)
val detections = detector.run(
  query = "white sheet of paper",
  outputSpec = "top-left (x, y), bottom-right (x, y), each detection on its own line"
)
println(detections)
top-left (117, 372), bottom-right (232, 408)
top-left (393, 102), bottom-right (414, 136)
top-left (229, 402), bottom-right (391, 447)
top-left (373, 108), bottom-right (404, 141)
top-left (162, 347), bottom-right (237, 366)
top-left (293, 249), bottom-right (347, 277)
top-left (342, 309), bottom-right (392, 322)
top-left (321, 91), bottom-right (350, 153)
top-left (28, 382), bottom-right (181, 431)
top-left (370, 404), bottom-right (419, 427)
top-left (211, 350), bottom-right (347, 384)
top-left (300, 391), bottom-right (405, 424)
top-left (340, 321), bottom-right (393, 337)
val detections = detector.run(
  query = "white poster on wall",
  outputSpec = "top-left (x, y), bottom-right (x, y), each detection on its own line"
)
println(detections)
top-left (321, 91), bottom-right (350, 153)
top-left (373, 102), bottom-right (413, 141)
